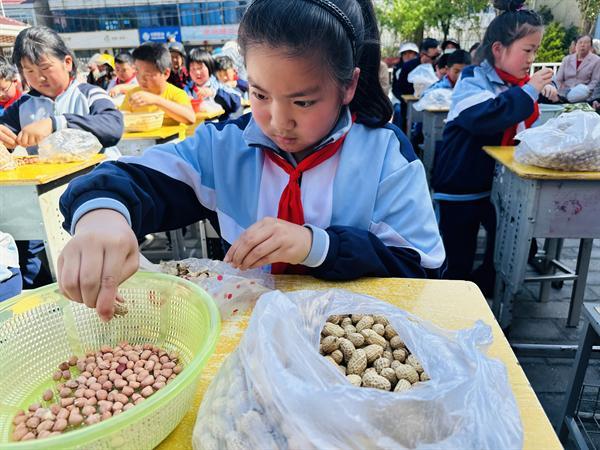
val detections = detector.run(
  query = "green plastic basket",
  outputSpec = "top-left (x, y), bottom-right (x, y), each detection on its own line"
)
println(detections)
top-left (0, 272), bottom-right (220, 449)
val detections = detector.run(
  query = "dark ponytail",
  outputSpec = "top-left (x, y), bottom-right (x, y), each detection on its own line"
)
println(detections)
top-left (476, 0), bottom-right (543, 65)
top-left (238, 0), bottom-right (392, 127)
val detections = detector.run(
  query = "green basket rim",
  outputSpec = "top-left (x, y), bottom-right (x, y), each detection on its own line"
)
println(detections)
top-left (0, 272), bottom-right (221, 448)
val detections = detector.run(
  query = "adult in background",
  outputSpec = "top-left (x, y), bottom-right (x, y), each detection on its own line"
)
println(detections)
top-left (392, 38), bottom-right (440, 131)
top-left (555, 35), bottom-right (600, 102)
top-left (167, 42), bottom-right (190, 90)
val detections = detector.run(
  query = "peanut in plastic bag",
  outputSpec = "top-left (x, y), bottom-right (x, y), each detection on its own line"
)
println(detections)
top-left (0, 144), bottom-right (16, 171)
top-left (38, 129), bottom-right (102, 163)
top-left (193, 289), bottom-right (523, 450)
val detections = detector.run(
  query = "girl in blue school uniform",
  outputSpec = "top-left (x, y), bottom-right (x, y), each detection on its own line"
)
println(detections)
top-left (431, 0), bottom-right (557, 295)
top-left (58, 0), bottom-right (445, 321)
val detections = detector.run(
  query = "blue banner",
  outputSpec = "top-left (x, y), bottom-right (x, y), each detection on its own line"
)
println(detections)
top-left (138, 27), bottom-right (181, 43)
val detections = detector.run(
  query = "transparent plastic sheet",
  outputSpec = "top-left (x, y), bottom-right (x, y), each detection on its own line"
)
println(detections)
top-left (140, 256), bottom-right (273, 319)
top-left (407, 64), bottom-right (438, 97)
top-left (515, 110), bottom-right (600, 171)
top-left (193, 289), bottom-right (523, 450)
top-left (413, 88), bottom-right (453, 111)
top-left (38, 129), bottom-right (102, 163)
top-left (0, 144), bottom-right (16, 171)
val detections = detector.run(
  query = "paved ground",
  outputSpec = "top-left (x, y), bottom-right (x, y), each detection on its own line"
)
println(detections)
top-left (496, 238), bottom-right (600, 448)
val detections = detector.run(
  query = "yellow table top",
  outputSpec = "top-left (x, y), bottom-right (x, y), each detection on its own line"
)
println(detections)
top-left (157, 276), bottom-right (560, 450)
top-left (423, 106), bottom-right (449, 113)
top-left (122, 125), bottom-right (186, 141)
top-left (0, 154), bottom-right (105, 186)
top-left (241, 99), bottom-right (250, 107)
top-left (401, 94), bottom-right (419, 102)
top-left (195, 109), bottom-right (225, 121)
top-left (483, 146), bottom-right (600, 180)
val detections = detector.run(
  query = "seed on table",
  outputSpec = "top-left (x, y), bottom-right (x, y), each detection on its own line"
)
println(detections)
top-left (123, 403), bottom-right (134, 411)
top-left (115, 363), bottom-right (126, 375)
top-left (112, 402), bottom-right (124, 411)
top-left (81, 405), bottom-right (96, 417)
top-left (74, 398), bottom-right (86, 408)
top-left (89, 383), bottom-right (102, 391)
top-left (68, 412), bottom-right (83, 426)
top-left (22, 432), bottom-right (36, 441)
top-left (12, 427), bottom-right (28, 441)
top-left (85, 414), bottom-right (100, 425)
top-left (59, 362), bottom-right (69, 371)
top-left (152, 381), bottom-right (165, 390)
top-left (74, 389), bottom-right (85, 398)
top-left (86, 397), bottom-right (98, 406)
top-left (53, 418), bottom-right (68, 432)
top-left (37, 420), bottom-right (54, 432)
top-left (77, 360), bottom-right (86, 371)
top-left (114, 379), bottom-right (127, 389)
top-left (61, 370), bottom-right (71, 380)
top-left (100, 345), bottom-right (111, 353)
top-left (102, 381), bottom-right (113, 391)
top-left (101, 411), bottom-right (112, 421)
top-left (83, 389), bottom-right (96, 399)
top-left (121, 386), bottom-right (134, 397)
top-left (96, 389), bottom-right (108, 401)
top-left (173, 365), bottom-right (182, 374)
top-left (57, 409), bottom-right (69, 420)
top-left (140, 375), bottom-right (154, 388)
top-left (129, 381), bottom-right (140, 389)
top-left (13, 414), bottom-right (27, 426)
top-left (161, 368), bottom-right (173, 378)
top-left (59, 387), bottom-right (71, 398)
top-left (98, 402), bottom-right (112, 414)
top-left (115, 393), bottom-right (128, 404)
top-left (60, 398), bottom-right (74, 407)
top-left (26, 416), bottom-right (40, 428)
top-left (52, 371), bottom-right (62, 381)
top-left (65, 380), bottom-right (78, 389)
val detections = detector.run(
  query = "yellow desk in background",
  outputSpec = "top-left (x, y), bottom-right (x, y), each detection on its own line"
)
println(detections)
top-left (0, 155), bottom-right (105, 278)
top-left (120, 125), bottom-right (187, 156)
top-left (483, 146), bottom-right (600, 328)
top-left (157, 277), bottom-right (561, 450)
top-left (186, 108), bottom-right (226, 136)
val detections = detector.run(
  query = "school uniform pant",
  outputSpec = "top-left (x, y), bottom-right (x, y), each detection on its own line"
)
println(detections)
top-left (437, 198), bottom-right (496, 296)
top-left (0, 267), bottom-right (22, 301)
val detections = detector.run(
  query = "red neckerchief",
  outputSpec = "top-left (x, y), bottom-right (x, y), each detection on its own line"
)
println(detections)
top-left (495, 67), bottom-right (540, 146)
top-left (116, 74), bottom-right (136, 85)
top-left (0, 83), bottom-right (22, 109)
top-left (263, 122), bottom-right (353, 274)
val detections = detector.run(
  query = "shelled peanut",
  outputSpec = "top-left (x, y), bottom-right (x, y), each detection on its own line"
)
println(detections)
top-left (11, 342), bottom-right (183, 442)
top-left (320, 314), bottom-right (429, 392)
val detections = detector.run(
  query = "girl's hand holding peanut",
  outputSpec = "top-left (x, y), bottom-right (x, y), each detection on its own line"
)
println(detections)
top-left (224, 217), bottom-right (312, 271)
top-left (16, 118), bottom-right (53, 147)
top-left (541, 83), bottom-right (559, 102)
top-left (0, 125), bottom-right (18, 148)
top-left (57, 209), bottom-right (139, 322)
top-left (528, 67), bottom-right (553, 93)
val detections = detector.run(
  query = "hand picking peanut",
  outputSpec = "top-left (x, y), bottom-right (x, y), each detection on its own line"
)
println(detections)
top-left (11, 342), bottom-right (183, 442)
top-left (320, 314), bottom-right (429, 392)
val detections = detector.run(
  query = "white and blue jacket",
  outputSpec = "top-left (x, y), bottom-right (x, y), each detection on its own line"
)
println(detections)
top-left (0, 79), bottom-right (123, 157)
top-left (431, 61), bottom-right (540, 195)
top-left (422, 75), bottom-right (454, 96)
top-left (60, 109), bottom-right (445, 280)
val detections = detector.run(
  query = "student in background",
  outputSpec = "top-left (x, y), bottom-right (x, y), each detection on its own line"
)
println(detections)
top-left (432, 0), bottom-right (556, 295)
top-left (441, 39), bottom-right (461, 53)
top-left (167, 42), bottom-right (191, 90)
top-left (107, 53), bottom-right (138, 97)
top-left (0, 57), bottom-right (22, 117)
top-left (58, 0), bottom-right (444, 321)
top-left (121, 43), bottom-right (195, 126)
top-left (424, 49), bottom-right (472, 94)
top-left (185, 49), bottom-right (242, 121)
top-left (434, 53), bottom-right (449, 79)
top-left (215, 55), bottom-right (249, 95)
top-left (0, 26), bottom-right (123, 289)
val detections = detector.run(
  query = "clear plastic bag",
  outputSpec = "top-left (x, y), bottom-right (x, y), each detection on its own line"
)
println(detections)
top-left (140, 256), bottom-right (273, 319)
top-left (38, 129), bottom-right (102, 162)
top-left (515, 110), bottom-right (600, 171)
top-left (193, 289), bottom-right (523, 450)
top-left (413, 88), bottom-right (453, 111)
top-left (407, 64), bottom-right (438, 97)
top-left (0, 144), bottom-right (16, 171)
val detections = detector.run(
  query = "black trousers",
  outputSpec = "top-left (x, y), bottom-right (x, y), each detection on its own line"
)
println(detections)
top-left (438, 198), bottom-right (496, 295)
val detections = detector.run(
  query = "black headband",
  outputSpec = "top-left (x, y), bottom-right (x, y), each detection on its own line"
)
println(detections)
top-left (303, 0), bottom-right (357, 62)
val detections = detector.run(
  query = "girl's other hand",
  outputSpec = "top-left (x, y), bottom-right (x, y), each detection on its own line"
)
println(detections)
top-left (0, 124), bottom-right (18, 148)
top-left (541, 84), bottom-right (559, 102)
top-left (16, 118), bottom-right (53, 147)
top-left (528, 67), bottom-right (554, 93)
top-left (224, 217), bottom-right (312, 271)
top-left (57, 209), bottom-right (139, 322)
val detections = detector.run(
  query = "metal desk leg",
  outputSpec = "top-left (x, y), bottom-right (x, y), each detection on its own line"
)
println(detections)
top-left (558, 312), bottom-right (596, 445)
top-left (538, 238), bottom-right (561, 303)
top-left (567, 239), bottom-right (594, 327)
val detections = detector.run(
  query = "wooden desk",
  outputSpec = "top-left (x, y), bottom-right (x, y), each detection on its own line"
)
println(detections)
top-left (186, 108), bottom-right (226, 136)
top-left (157, 277), bottom-right (560, 450)
top-left (120, 125), bottom-right (187, 156)
top-left (421, 107), bottom-right (449, 182)
top-left (401, 94), bottom-right (422, 134)
top-left (0, 155), bottom-right (105, 278)
top-left (483, 146), bottom-right (600, 328)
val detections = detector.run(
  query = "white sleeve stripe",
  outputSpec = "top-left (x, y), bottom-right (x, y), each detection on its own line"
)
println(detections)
top-left (446, 91), bottom-right (496, 123)
top-left (369, 221), bottom-right (446, 269)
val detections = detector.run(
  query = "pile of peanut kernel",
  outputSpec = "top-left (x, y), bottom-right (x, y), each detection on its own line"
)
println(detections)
top-left (11, 342), bottom-right (182, 442)
top-left (320, 314), bottom-right (429, 392)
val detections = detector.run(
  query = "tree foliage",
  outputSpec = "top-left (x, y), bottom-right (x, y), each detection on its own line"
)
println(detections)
top-left (577, 0), bottom-right (600, 34)
top-left (376, 0), bottom-right (488, 42)
top-left (536, 22), bottom-right (567, 62)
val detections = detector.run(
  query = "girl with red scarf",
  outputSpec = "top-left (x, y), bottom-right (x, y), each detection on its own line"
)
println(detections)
top-left (0, 58), bottom-right (22, 117)
top-left (431, 0), bottom-right (556, 295)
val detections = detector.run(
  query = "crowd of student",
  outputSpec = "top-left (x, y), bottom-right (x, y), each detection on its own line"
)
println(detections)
top-left (0, 0), bottom-right (595, 318)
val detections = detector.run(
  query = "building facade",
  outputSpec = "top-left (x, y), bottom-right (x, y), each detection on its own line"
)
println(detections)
top-left (3, 0), bottom-right (248, 58)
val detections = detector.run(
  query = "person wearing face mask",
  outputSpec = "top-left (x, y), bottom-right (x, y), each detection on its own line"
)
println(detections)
top-left (555, 35), bottom-right (600, 103)
top-left (166, 42), bottom-right (191, 90)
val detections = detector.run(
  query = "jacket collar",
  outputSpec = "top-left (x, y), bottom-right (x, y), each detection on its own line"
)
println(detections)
top-left (481, 60), bottom-right (506, 86)
top-left (242, 107), bottom-right (353, 157)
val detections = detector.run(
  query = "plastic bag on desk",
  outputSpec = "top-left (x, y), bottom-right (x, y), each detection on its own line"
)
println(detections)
top-left (38, 129), bottom-right (102, 163)
top-left (0, 144), bottom-right (16, 171)
top-left (193, 289), bottom-right (523, 450)
top-left (515, 110), bottom-right (600, 171)
top-left (407, 63), bottom-right (438, 97)
top-left (141, 256), bottom-right (273, 319)
top-left (413, 88), bottom-right (453, 111)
